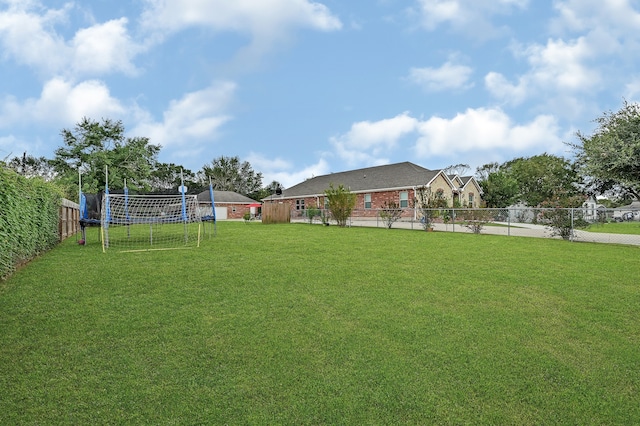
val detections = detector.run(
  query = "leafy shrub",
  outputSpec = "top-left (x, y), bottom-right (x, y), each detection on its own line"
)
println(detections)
top-left (324, 184), bottom-right (356, 227)
top-left (460, 208), bottom-right (494, 234)
top-left (305, 205), bottom-right (321, 224)
top-left (414, 186), bottom-right (447, 230)
top-left (0, 166), bottom-right (62, 280)
top-left (379, 201), bottom-right (403, 229)
top-left (539, 196), bottom-right (589, 240)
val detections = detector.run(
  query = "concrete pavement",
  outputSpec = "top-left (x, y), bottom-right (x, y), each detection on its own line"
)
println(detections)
top-left (332, 218), bottom-right (640, 246)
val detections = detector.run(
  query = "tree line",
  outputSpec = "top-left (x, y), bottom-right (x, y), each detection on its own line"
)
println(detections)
top-left (3, 117), bottom-right (282, 202)
top-left (477, 101), bottom-right (640, 208)
top-left (3, 101), bottom-right (640, 207)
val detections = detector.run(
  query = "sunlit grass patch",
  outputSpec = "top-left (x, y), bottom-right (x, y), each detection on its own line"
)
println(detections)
top-left (586, 221), bottom-right (640, 234)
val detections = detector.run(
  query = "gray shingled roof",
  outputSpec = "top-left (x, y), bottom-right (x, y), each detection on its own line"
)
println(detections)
top-left (459, 176), bottom-right (483, 193)
top-left (460, 176), bottom-right (473, 187)
top-left (197, 190), bottom-right (258, 204)
top-left (278, 162), bottom-right (443, 198)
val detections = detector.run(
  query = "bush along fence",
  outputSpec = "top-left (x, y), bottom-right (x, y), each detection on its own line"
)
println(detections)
top-left (291, 207), bottom-right (640, 246)
top-left (0, 167), bottom-right (77, 281)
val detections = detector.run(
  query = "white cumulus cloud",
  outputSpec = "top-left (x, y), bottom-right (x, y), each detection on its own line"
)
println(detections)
top-left (0, 2), bottom-right (70, 75)
top-left (0, 77), bottom-right (126, 127)
top-left (485, 37), bottom-right (601, 110)
top-left (247, 152), bottom-right (330, 189)
top-left (486, 0), bottom-right (640, 115)
top-left (329, 112), bottom-right (419, 166)
top-left (141, 0), bottom-right (342, 40)
top-left (625, 77), bottom-right (640, 102)
top-left (138, 0), bottom-right (342, 67)
top-left (70, 18), bottom-right (142, 76)
top-left (408, 59), bottom-right (474, 92)
top-left (132, 81), bottom-right (236, 160)
top-left (414, 107), bottom-right (562, 157)
top-left (552, 0), bottom-right (640, 36)
top-left (413, 0), bottom-right (529, 38)
top-left (328, 109), bottom-right (563, 170)
top-left (0, 2), bottom-right (143, 79)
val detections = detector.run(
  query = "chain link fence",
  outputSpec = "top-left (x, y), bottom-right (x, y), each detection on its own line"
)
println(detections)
top-left (290, 207), bottom-right (640, 246)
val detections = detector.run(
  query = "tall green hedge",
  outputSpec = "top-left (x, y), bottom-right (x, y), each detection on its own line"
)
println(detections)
top-left (0, 166), bottom-right (62, 281)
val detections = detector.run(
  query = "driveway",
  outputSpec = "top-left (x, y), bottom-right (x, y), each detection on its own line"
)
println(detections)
top-left (335, 218), bottom-right (640, 246)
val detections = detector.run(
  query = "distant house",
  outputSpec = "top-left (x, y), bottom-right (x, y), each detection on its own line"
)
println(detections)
top-left (613, 200), bottom-right (640, 222)
top-left (582, 195), bottom-right (606, 221)
top-left (197, 190), bottom-right (260, 220)
top-left (265, 162), bottom-right (482, 218)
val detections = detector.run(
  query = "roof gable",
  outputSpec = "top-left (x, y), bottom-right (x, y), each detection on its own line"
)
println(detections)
top-left (426, 171), bottom-right (456, 189)
top-left (448, 174), bottom-right (464, 186)
top-left (460, 176), bottom-right (483, 194)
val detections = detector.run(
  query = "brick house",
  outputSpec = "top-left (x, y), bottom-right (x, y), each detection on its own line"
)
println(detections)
top-left (197, 190), bottom-right (261, 220)
top-left (265, 162), bottom-right (483, 218)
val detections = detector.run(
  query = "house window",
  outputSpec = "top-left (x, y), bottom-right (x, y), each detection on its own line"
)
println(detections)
top-left (364, 194), bottom-right (372, 209)
top-left (296, 199), bottom-right (305, 210)
top-left (399, 191), bottom-right (409, 208)
top-left (468, 193), bottom-right (474, 207)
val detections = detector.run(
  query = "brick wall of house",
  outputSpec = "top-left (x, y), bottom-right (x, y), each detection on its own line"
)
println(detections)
top-left (270, 172), bottom-right (484, 217)
top-left (225, 204), bottom-right (255, 219)
top-left (280, 189), bottom-right (419, 219)
top-left (205, 203), bottom-right (256, 219)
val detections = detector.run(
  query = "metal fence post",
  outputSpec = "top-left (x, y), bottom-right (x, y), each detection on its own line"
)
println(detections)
top-left (570, 208), bottom-right (575, 242)
top-left (452, 208), bottom-right (456, 233)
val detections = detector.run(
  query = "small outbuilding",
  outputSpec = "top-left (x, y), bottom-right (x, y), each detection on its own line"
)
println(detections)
top-left (197, 190), bottom-right (260, 220)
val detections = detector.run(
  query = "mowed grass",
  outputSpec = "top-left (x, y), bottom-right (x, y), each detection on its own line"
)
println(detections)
top-left (1, 222), bottom-right (639, 424)
top-left (586, 221), bottom-right (640, 234)
top-left (102, 221), bottom-right (203, 251)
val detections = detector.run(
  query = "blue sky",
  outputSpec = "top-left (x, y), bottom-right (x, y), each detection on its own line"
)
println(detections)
top-left (1, 0), bottom-right (639, 188)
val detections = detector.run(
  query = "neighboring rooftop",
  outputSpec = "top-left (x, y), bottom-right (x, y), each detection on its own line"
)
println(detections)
top-left (277, 162), bottom-right (443, 198)
top-left (197, 190), bottom-right (258, 204)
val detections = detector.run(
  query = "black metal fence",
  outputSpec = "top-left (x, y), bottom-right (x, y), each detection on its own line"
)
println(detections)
top-left (291, 207), bottom-right (640, 246)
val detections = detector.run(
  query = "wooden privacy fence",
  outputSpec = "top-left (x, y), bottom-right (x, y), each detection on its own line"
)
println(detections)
top-left (262, 203), bottom-right (291, 224)
top-left (60, 198), bottom-right (80, 240)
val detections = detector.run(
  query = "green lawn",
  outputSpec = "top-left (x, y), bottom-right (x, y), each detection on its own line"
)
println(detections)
top-left (586, 221), bottom-right (640, 234)
top-left (1, 222), bottom-right (639, 424)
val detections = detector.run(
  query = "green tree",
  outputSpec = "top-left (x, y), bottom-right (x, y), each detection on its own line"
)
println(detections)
top-left (250, 180), bottom-right (284, 202)
top-left (475, 162), bottom-right (500, 182)
top-left (571, 100), bottom-right (640, 200)
top-left (150, 162), bottom-right (196, 193)
top-left (51, 117), bottom-right (160, 198)
top-left (6, 152), bottom-right (56, 180)
top-left (443, 163), bottom-right (470, 176)
top-left (324, 183), bottom-right (356, 227)
top-left (200, 156), bottom-right (263, 197)
top-left (502, 154), bottom-right (582, 207)
top-left (476, 166), bottom-right (519, 208)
